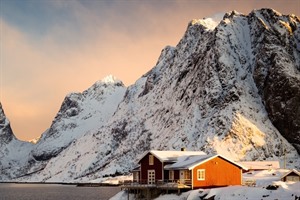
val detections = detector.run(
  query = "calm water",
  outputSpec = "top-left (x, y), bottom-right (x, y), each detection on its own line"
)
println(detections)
top-left (0, 184), bottom-right (120, 200)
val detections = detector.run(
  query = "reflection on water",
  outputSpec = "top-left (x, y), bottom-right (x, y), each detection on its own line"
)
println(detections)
top-left (0, 184), bottom-right (120, 200)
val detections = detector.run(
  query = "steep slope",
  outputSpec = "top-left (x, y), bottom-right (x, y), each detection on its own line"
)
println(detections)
top-left (72, 9), bottom-right (299, 179)
top-left (13, 75), bottom-right (127, 181)
top-left (7, 9), bottom-right (300, 182)
top-left (0, 102), bottom-right (14, 145)
top-left (31, 75), bottom-right (126, 162)
top-left (250, 9), bottom-right (300, 153)
top-left (0, 102), bottom-right (34, 180)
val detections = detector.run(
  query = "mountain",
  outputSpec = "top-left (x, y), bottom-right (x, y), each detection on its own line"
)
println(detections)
top-left (31, 75), bottom-right (126, 162)
top-left (0, 102), bottom-right (34, 180)
top-left (1, 8), bottom-right (299, 182)
top-left (0, 102), bottom-right (14, 145)
top-left (0, 75), bottom-right (126, 181)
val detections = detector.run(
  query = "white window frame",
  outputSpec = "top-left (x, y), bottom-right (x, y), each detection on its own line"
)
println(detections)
top-left (197, 169), bottom-right (205, 181)
top-left (149, 155), bottom-right (154, 165)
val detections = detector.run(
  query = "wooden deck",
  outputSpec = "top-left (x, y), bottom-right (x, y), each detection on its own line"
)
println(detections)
top-left (120, 180), bottom-right (192, 190)
top-left (120, 180), bottom-right (192, 200)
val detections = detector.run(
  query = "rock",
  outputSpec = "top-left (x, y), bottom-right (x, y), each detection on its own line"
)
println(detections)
top-left (0, 102), bottom-right (14, 145)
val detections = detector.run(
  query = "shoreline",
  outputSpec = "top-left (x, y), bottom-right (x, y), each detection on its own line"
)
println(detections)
top-left (0, 182), bottom-right (120, 187)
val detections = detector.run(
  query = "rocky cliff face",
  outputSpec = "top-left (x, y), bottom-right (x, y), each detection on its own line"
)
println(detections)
top-left (0, 102), bottom-right (14, 145)
top-left (88, 9), bottom-right (299, 177)
top-left (31, 75), bottom-right (126, 161)
top-left (0, 102), bottom-right (34, 180)
top-left (250, 9), bottom-right (300, 153)
top-left (1, 9), bottom-right (299, 182)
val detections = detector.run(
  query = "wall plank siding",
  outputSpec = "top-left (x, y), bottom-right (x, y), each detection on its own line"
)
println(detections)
top-left (192, 156), bottom-right (242, 188)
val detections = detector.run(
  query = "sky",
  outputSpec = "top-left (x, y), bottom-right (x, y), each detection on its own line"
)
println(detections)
top-left (0, 0), bottom-right (299, 141)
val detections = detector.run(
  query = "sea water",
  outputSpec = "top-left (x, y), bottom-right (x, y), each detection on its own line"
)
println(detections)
top-left (0, 183), bottom-right (120, 200)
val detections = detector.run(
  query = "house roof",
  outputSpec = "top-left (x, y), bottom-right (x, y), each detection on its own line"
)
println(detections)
top-left (237, 161), bottom-right (280, 170)
top-left (138, 150), bottom-right (207, 163)
top-left (281, 169), bottom-right (300, 179)
top-left (164, 154), bottom-right (248, 171)
top-left (132, 166), bottom-right (140, 172)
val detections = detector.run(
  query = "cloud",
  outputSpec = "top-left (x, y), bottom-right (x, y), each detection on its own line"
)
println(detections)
top-left (1, 0), bottom-right (299, 140)
top-left (0, 2), bottom-right (182, 140)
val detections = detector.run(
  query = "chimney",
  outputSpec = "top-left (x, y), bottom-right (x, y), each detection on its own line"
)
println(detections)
top-left (181, 147), bottom-right (186, 151)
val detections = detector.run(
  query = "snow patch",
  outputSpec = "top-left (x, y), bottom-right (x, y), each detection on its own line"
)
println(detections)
top-left (101, 75), bottom-right (122, 85)
top-left (191, 12), bottom-right (224, 30)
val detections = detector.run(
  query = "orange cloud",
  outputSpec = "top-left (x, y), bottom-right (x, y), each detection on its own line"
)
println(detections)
top-left (1, 1), bottom-right (299, 141)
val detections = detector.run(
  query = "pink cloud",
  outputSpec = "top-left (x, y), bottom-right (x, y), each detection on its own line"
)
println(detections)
top-left (1, 1), bottom-right (299, 141)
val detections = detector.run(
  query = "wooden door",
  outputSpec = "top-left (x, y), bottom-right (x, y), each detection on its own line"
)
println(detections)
top-left (180, 170), bottom-right (191, 184)
top-left (148, 170), bottom-right (155, 184)
top-left (180, 170), bottom-right (185, 184)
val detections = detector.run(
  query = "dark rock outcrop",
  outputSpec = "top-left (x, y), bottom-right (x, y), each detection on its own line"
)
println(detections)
top-left (251, 9), bottom-right (300, 153)
top-left (0, 102), bottom-right (14, 145)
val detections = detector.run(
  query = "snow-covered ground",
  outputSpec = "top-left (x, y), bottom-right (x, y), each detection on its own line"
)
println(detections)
top-left (111, 182), bottom-right (300, 200)
top-left (110, 182), bottom-right (300, 200)
top-left (110, 171), bottom-right (300, 200)
top-left (90, 175), bottom-right (132, 185)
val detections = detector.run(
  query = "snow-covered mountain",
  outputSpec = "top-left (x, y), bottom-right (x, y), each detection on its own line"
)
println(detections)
top-left (31, 75), bottom-right (126, 162)
top-left (1, 8), bottom-right (299, 182)
top-left (0, 102), bottom-right (34, 180)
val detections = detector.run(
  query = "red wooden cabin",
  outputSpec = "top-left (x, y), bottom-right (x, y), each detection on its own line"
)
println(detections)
top-left (137, 150), bottom-right (206, 185)
top-left (136, 150), bottom-right (247, 189)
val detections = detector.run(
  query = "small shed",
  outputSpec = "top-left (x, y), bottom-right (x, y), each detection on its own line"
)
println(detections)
top-left (281, 169), bottom-right (300, 182)
top-left (238, 161), bottom-right (280, 172)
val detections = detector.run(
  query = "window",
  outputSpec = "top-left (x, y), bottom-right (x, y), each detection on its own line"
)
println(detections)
top-left (149, 155), bottom-right (154, 165)
top-left (169, 170), bottom-right (174, 180)
top-left (197, 169), bottom-right (205, 180)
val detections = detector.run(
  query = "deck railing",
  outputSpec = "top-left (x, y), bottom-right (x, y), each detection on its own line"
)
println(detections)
top-left (121, 179), bottom-right (192, 188)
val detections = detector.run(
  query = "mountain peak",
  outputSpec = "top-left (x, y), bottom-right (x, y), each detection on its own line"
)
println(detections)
top-left (190, 12), bottom-right (224, 30)
top-left (83, 75), bottom-right (125, 96)
top-left (101, 75), bottom-right (123, 85)
top-left (253, 8), bottom-right (282, 16)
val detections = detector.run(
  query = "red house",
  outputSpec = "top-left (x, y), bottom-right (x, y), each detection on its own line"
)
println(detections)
top-left (135, 150), bottom-right (247, 189)
top-left (137, 150), bottom-right (206, 184)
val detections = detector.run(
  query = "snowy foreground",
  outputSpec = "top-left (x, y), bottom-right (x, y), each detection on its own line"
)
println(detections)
top-left (110, 182), bottom-right (300, 200)
top-left (110, 170), bottom-right (300, 200)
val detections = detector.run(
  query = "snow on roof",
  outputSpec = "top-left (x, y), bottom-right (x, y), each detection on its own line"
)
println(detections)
top-left (138, 150), bottom-right (206, 163)
top-left (132, 166), bottom-right (140, 172)
top-left (138, 151), bottom-right (247, 170)
top-left (151, 150), bottom-right (207, 162)
top-left (281, 169), bottom-right (300, 179)
top-left (238, 161), bottom-right (280, 170)
top-left (165, 154), bottom-right (248, 170)
top-left (164, 154), bottom-right (211, 170)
